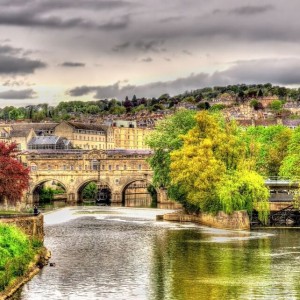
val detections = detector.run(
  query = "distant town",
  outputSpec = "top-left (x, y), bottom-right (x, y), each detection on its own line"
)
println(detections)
top-left (2, 83), bottom-right (300, 152)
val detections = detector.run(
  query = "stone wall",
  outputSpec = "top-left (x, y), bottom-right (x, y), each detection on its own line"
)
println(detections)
top-left (0, 214), bottom-right (44, 241)
top-left (163, 210), bottom-right (250, 230)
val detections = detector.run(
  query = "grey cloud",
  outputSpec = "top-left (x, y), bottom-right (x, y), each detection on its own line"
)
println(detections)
top-left (0, 10), bottom-right (130, 30)
top-left (112, 42), bottom-right (131, 52)
top-left (60, 62), bottom-right (85, 67)
top-left (2, 79), bottom-right (35, 87)
top-left (0, 54), bottom-right (46, 75)
top-left (68, 58), bottom-right (300, 99)
top-left (0, 89), bottom-right (37, 99)
top-left (135, 40), bottom-right (166, 53)
top-left (221, 58), bottom-right (300, 85)
top-left (0, 45), bottom-right (22, 55)
top-left (141, 57), bottom-right (153, 62)
top-left (182, 50), bottom-right (192, 56)
top-left (1, 0), bottom-right (132, 11)
top-left (230, 5), bottom-right (274, 15)
top-left (159, 16), bottom-right (183, 23)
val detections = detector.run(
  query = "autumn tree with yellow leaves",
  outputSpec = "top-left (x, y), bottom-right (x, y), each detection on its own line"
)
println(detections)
top-left (170, 111), bottom-right (269, 223)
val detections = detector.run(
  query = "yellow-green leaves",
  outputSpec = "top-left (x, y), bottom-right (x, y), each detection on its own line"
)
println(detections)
top-left (170, 111), bottom-right (270, 223)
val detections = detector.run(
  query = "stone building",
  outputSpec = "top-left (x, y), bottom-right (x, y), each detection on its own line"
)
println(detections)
top-left (0, 123), bottom-right (57, 150)
top-left (0, 120), bottom-right (152, 151)
top-left (54, 121), bottom-right (115, 150)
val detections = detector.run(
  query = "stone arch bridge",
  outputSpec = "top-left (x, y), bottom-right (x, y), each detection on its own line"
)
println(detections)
top-left (21, 149), bottom-right (171, 207)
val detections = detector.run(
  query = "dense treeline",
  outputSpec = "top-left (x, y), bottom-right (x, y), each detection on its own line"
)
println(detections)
top-left (146, 110), bottom-right (300, 223)
top-left (1, 83), bottom-right (300, 122)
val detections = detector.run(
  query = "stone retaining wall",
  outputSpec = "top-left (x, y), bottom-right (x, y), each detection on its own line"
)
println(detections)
top-left (0, 214), bottom-right (44, 242)
top-left (163, 210), bottom-right (250, 230)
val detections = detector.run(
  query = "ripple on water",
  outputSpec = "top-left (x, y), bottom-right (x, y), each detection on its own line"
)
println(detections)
top-left (16, 207), bottom-right (300, 300)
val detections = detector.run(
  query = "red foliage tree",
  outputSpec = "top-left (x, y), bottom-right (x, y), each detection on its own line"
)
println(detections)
top-left (0, 142), bottom-right (30, 204)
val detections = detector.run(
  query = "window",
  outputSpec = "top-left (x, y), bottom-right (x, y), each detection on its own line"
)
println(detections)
top-left (31, 164), bottom-right (37, 171)
top-left (91, 160), bottom-right (99, 171)
top-left (116, 165), bottom-right (119, 170)
top-left (124, 165), bottom-right (127, 170)
top-left (109, 165), bottom-right (112, 171)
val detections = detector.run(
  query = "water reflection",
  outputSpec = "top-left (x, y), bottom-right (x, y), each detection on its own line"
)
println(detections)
top-left (13, 208), bottom-right (300, 300)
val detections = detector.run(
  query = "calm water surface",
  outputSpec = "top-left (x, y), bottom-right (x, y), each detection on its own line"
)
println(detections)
top-left (13, 207), bottom-right (300, 300)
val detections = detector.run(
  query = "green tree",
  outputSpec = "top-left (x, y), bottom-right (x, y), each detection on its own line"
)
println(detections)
top-left (146, 109), bottom-right (197, 207)
top-left (243, 126), bottom-right (291, 177)
top-left (170, 111), bottom-right (269, 223)
top-left (269, 100), bottom-right (283, 112)
top-left (82, 182), bottom-right (97, 200)
top-left (280, 127), bottom-right (300, 178)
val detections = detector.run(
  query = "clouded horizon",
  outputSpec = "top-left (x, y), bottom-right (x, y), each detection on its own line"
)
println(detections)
top-left (0, 0), bottom-right (299, 107)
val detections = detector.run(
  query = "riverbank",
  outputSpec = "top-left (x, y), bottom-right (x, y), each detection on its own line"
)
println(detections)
top-left (0, 247), bottom-right (51, 300)
top-left (162, 210), bottom-right (250, 230)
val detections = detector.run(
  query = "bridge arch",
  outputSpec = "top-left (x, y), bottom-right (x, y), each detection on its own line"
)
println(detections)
top-left (121, 178), bottom-right (157, 207)
top-left (30, 178), bottom-right (68, 204)
top-left (75, 178), bottom-right (112, 205)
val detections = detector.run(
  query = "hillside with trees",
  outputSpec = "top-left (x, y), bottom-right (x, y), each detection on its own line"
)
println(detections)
top-left (1, 83), bottom-right (300, 123)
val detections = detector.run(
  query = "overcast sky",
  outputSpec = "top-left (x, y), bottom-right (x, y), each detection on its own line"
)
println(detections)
top-left (0, 0), bottom-right (300, 107)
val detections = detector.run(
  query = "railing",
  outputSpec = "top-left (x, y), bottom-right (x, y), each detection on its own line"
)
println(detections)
top-left (265, 176), bottom-right (300, 185)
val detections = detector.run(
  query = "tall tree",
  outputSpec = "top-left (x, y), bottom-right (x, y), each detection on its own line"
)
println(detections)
top-left (146, 109), bottom-right (197, 208)
top-left (0, 142), bottom-right (30, 205)
top-left (170, 111), bottom-right (269, 223)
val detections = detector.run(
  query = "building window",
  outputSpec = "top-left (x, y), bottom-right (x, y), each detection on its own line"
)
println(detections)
top-left (116, 165), bottom-right (119, 170)
top-left (109, 165), bottom-right (112, 171)
top-left (31, 165), bottom-right (37, 171)
top-left (124, 165), bottom-right (127, 170)
top-left (138, 164), bottom-right (142, 170)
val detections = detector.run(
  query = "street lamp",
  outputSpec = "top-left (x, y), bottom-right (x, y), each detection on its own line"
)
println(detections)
top-left (96, 158), bottom-right (107, 205)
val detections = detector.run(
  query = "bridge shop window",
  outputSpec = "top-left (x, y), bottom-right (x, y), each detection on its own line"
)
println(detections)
top-left (91, 159), bottom-right (100, 171)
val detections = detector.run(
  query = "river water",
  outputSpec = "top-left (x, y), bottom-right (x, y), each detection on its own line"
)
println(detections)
top-left (13, 207), bottom-right (300, 300)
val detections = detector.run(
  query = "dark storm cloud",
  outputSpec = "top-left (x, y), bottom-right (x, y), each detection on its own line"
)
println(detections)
top-left (0, 55), bottom-right (46, 75)
top-left (60, 62), bottom-right (86, 67)
top-left (68, 58), bottom-right (300, 99)
top-left (229, 5), bottom-right (275, 15)
top-left (0, 89), bottom-right (37, 99)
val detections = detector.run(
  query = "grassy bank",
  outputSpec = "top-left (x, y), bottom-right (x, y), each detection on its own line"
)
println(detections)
top-left (0, 224), bottom-right (42, 291)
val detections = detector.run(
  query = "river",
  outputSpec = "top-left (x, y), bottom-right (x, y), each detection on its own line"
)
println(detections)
top-left (12, 207), bottom-right (300, 300)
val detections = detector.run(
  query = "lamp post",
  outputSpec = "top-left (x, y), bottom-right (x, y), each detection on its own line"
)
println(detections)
top-left (96, 158), bottom-right (106, 205)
